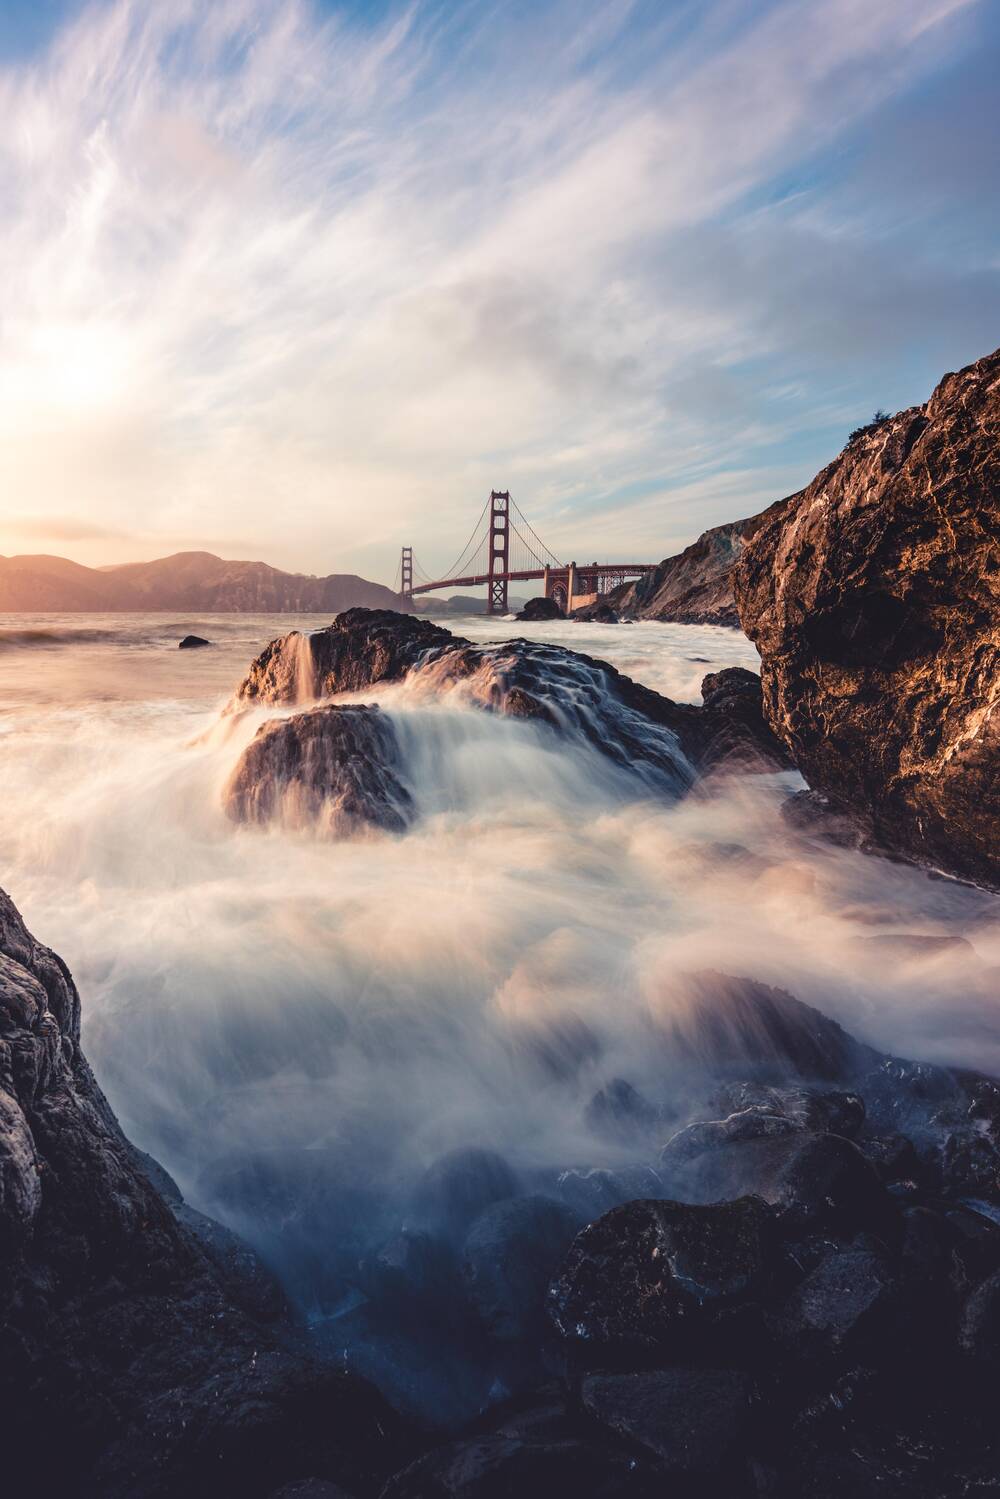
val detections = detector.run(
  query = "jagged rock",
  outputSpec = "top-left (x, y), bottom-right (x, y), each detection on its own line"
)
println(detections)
top-left (516, 596), bottom-right (563, 621)
top-left (230, 608), bottom-right (786, 795)
top-left (649, 970), bottom-right (879, 1081)
top-left (235, 610), bottom-right (454, 706)
top-left (709, 1082), bottom-right (866, 1139)
top-left (172, 1201), bottom-right (289, 1322)
top-left (583, 1077), bottom-right (659, 1143)
top-left (659, 1109), bottom-right (799, 1172)
top-left (736, 347), bottom-right (1000, 891)
top-left (224, 704), bottom-right (414, 837)
top-left (555, 1166), bottom-right (665, 1223)
top-left (581, 1368), bottom-right (753, 1474)
top-left (547, 1195), bottom-right (774, 1351)
top-left (411, 1148), bottom-right (519, 1243)
top-left (607, 497), bottom-right (791, 625)
top-left (695, 667), bottom-right (792, 777)
top-left (0, 885), bottom-right (414, 1497)
top-left (663, 1129), bottom-right (890, 1234)
top-left (462, 1195), bottom-right (579, 1341)
top-left (178, 634), bottom-right (211, 649)
top-left (771, 1248), bottom-right (897, 1356)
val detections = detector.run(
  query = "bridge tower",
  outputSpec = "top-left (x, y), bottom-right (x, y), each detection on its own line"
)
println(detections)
top-left (400, 545), bottom-right (413, 603)
top-left (486, 490), bottom-right (510, 615)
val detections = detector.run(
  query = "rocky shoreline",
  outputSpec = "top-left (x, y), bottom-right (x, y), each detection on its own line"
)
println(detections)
top-left (3, 348), bottom-right (1000, 1495)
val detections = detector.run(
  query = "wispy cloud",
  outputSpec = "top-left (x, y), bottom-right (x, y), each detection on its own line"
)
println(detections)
top-left (0, 0), bottom-right (996, 577)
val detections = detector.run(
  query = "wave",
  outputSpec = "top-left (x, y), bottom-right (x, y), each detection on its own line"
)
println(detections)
top-left (0, 626), bottom-right (132, 648)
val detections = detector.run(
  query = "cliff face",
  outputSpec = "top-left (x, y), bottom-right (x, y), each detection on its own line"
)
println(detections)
top-left (0, 550), bottom-right (408, 614)
top-left (609, 497), bottom-right (790, 626)
top-left (736, 347), bottom-right (1000, 890)
top-left (0, 885), bottom-right (413, 1498)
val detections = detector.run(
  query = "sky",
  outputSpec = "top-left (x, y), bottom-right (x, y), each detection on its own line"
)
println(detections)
top-left (1, 0), bottom-right (998, 586)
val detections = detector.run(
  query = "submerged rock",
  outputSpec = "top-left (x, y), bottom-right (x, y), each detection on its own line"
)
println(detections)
top-left (224, 703), bottom-right (414, 837)
top-left (178, 633), bottom-right (211, 649)
top-left (736, 346), bottom-right (1000, 891)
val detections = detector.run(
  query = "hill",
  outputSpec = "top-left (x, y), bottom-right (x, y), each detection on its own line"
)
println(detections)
top-left (0, 550), bottom-right (408, 613)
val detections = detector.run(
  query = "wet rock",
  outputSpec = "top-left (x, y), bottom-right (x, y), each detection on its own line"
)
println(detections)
top-left (664, 1130), bottom-right (891, 1235)
top-left (412, 1148), bottom-right (519, 1243)
top-left (959, 1268), bottom-right (1000, 1361)
top-left (555, 1166), bottom-right (665, 1224)
top-left (173, 1202), bottom-right (288, 1322)
top-left (361, 1228), bottom-right (460, 1326)
top-left (858, 1132), bottom-right (921, 1185)
top-left (516, 596), bottom-right (563, 621)
top-left (735, 347), bottom-right (1000, 891)
top-left (650, 970), bottom-right (879, 1082)
top-left (780, 789), bottom-right (866, 849)
top-left (584, 1077), bottom-right (658, 1143)
top-left (224, 704), bottom-right (414, 837)
top-left (771, 1248), bottom-right (896, 1357)
top-left (0, 884), bottom-right (415, 1498)
top-left (548, 1195), bottom-right (774, 1351)
top-left (571, 600), bottom-right (618, 623)
top-left (178, 633), bottom-right (211, 649)
top-left (581, 1367), bottom-right (753, 1474)
top-left (462, 1194), bottom-right (579, 1341)
top-left (711, 1082), bottom-right (866, 1139)
top-left (380, 1434), bottom-right (663, 1498)
top-left (235, 609), bottom-right (455, 705)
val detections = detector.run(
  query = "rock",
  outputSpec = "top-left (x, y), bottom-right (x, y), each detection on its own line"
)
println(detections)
top-left (959, 1268), bottom-right (1000, 1361)
top-left (223, 704), bottom-right (414, 837)
top-left (178, 634), bottom-right (211, 649)
top-left (0, 884), bottom-right (415, 1497)
top-left (667, 1129), bottom-right (891, 1235)
top-left (859, 1132), bottom-right (921, 1185)
top-left (412, 1148), bottom-right (519, 1242)
top-left (555, 1165), bottom-right (665, 1223)
top-left (771, 1248), bottom-right (896, 1356)
top-left (234, 609), bottom-right (454, 706)
top-left (581, 1368), bottom-right (753, 1473)
top-left (695, 667), bottom-right (792, 777)
top-left (710, 1082), bottom-right (866, 1139)
top-left (607, 497), bottom-right (791, 625)
top-left (172, 1201), bottom-right (289, 1322)
top-left (659, 1109), bottom-right (798, 1172)
top-left (570, 600), bottom-right (618, 623)
top-left (547, 1195), bottom-right (774, 1351)
top-left (583, 1078), bottom-right (658, 1143)
top-left (462, 1194), bottom-right (579, 1341)
top-left (380, 1434), bottom-right (663, 1498)
top-left (230, 608), bottom-right (786, 794)
top-left (269, 1483), bottom-right (357, 1499)
top-left (516, 596), bottom-right (563, 621)
top-left (735, 347), bottom-right (1000, 891)
top-left (649, 970), bottom-right (879, 1081)
top-left (361, 1228), bottom-right (460, 1326)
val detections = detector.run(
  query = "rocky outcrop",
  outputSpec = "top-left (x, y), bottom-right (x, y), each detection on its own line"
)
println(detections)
top-left (231, 610), bottom-right (788, 800)
top-left (516, 595), bottom-right (563, 621)
top-left (178, 634), bottom-right (211, 649)
top-left (735, 347), bottom-right (1000, 890)
top-left (0, 885), bottom-right (414, 1498)
top-left (224, 704), bottom-right (413, 837)
top-left (607, 496), bottom-right (791, 625)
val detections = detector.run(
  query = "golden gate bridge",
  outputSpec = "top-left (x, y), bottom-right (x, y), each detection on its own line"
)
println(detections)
top-left (396, 490), bottom-right (656, 615)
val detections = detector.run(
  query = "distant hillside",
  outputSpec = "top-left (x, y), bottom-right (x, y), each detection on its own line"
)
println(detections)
top-left (0, 550), bottom-right (409, 613)
top-left (606, 496), bottom-right (792, 626)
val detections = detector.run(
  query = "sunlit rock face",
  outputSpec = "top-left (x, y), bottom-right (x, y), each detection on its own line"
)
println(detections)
top-left (736, 347), bottom-right (1000, 890)
top-left (224, 704), bottom-right (414, 837)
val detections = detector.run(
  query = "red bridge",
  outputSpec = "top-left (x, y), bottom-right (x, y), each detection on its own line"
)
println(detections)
top-left (397, 490), bottom-right (656, 615)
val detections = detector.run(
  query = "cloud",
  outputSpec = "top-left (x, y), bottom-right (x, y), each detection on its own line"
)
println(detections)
top-left (0, 0), bottom-right (995, 579)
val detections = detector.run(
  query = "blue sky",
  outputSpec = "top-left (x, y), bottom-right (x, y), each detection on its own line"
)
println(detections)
top-left (1, 0), bottom-right (998, 580)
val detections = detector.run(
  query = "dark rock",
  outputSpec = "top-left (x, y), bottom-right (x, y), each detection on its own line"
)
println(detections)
top-left (269, 1483), bottom-right (357, 1499)
top-left (234, 610), bottom-right (454, 706)
top-left (571, 600), bottom-right (618, 623)
top-left (781, 789), bottom-right (867, 849)
top-left (659, 1109), bottom-right (798, 1172)
top-left (584, 1077), bottom-right (658, 1143)
top-left (649, 970), bottom-right (879, 1081)
top-left (695, 667), bottom-right (792, 777)
top-left (516, 596), bottom-right (563, 622)
top-left (380, 1434), bottom-right (663, 1498)
top-left (178, 633), bottom-right (211, 649)
top-left (548, 1195), bottom-right (774, 1351)
top-left (710, 1082), bottom-right (866, 1139)
top-left (223, 704), bottom-right (414, 837)
top-left (664, 1130), bottom-right (891, 1235)
top-left (412, 1148), bottom-right (519, 1242)
top-left (462, 1195), bottom-right (579, 1341)
top-left (735, 347), bottom-right (1000, 891)
top-left (771, 1248), bottom-right (896, 1357)
top-left (555, 1166), bottom-right (665, 1224)
top-left (173, 1201), bottom-right (289, 1322)
top-left (959, 1268), bottom-right (1000, 1361)
top-left (581, 1367), bottom-right (753, 1473)
top-left (361, 1228), bottom-right (460, 1324)
top-left (859, 1132), bottom-right (921, 1185)
top-left (0, 884), bottom-right (415, 1498)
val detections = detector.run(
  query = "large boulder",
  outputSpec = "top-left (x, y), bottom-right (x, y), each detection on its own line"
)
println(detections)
top-left (0, 886), bottom-right (414, 1498)
top-left (581, 1368), bottom-right (754, 1475)
top-left (516, 596), bottom-right (563, 622)
top-left (735, 348), bottom-right (1000, 890)
top-left (223, 704), bottom-right (414, 837)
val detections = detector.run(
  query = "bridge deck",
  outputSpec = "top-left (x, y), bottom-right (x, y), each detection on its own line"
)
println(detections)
top-left (410, 564), bottom-right (655, 595)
